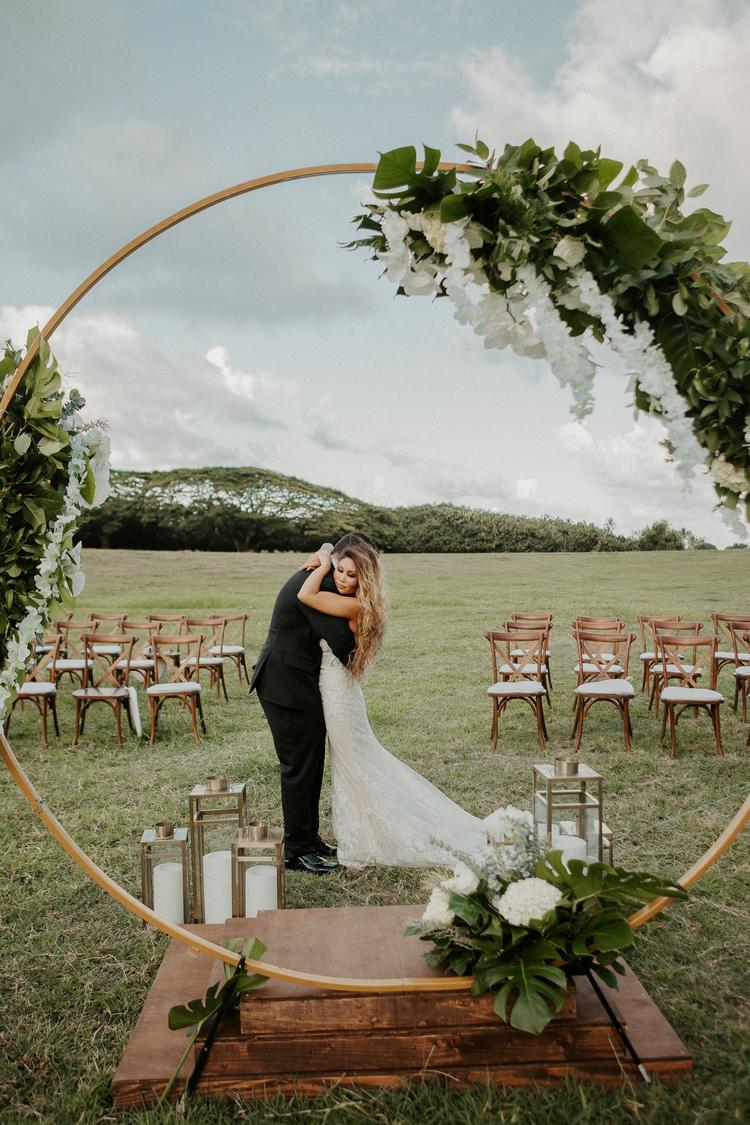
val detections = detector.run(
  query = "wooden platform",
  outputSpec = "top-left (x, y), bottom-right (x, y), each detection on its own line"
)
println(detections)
top-left (112, 905), bottom-right (692, 1107)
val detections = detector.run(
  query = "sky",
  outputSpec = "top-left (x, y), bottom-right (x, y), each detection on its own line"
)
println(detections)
top-left (2, 0), bottom-right (749, 545)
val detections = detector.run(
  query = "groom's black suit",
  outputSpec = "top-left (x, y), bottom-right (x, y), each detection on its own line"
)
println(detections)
top-left (250, 569), bottom-right (355, 859)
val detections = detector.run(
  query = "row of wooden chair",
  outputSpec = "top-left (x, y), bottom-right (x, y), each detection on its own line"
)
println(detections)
top-left (484, 610), bottom-right (750, 757)
top-left (5, 612), bottom-right (249, 748)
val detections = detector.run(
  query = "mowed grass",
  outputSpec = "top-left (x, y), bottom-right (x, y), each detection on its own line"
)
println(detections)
top-left (1, 548), bottom-right (749, 1125)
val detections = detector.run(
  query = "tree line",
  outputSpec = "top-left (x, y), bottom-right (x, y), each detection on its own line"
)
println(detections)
top-left (77, 469), bottom-right (717, 552)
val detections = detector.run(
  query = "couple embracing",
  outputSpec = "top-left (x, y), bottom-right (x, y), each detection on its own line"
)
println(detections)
top-left (251, 532), bottom-right (499, 873)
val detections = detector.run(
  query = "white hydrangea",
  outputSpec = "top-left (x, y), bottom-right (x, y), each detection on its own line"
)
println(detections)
top-left (442, 861), bottom-right (480, 896)
top-left (710, 454), bottom-right (749, 494)
top-left (422, 886), bottom-right (455, 926)
top-left (493, 878), bottom-right (562, 927)
top-left (553, 236), bottom-right (587, 269)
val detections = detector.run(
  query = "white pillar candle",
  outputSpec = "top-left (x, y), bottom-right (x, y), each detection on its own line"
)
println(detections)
top-left (203, 850), bottom-right (233, 923)
top-left (153, 862), bottom-right (184, 924)
top-left (559, 835), bottom-right (588, 866)
top-left (244, 865), bottom-right (278, 918)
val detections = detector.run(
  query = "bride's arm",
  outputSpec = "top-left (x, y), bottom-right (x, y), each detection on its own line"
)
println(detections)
top-left (298, 551), bottom-right (359, 621)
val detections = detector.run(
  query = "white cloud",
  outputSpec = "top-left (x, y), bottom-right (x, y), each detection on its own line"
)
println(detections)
top-left (450, 0), bottom-right (750, 253)
top-left (515, 478), bottom-right (538, 500)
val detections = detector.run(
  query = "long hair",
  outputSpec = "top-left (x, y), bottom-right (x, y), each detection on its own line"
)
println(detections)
top-left (334, 538), bottom-right (385, 678)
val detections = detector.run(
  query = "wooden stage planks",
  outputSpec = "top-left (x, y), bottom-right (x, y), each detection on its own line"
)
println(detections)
top-left (112, 905), bottom-right (692, 1107)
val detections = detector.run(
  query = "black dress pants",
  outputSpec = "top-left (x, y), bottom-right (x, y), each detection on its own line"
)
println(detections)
top-left (257, 693), bottom-right (327, 859)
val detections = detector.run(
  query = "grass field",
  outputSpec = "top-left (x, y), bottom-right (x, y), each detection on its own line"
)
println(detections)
top-left (1, 548), bottom-right (749, 1125)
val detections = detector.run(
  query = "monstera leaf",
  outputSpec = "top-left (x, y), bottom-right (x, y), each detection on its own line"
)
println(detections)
top-left (168, 937), bottom-right (268, 1031)
top-left (490, 947), bottom-right (569, 1036)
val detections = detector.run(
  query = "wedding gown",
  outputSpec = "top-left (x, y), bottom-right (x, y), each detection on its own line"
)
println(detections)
top-left (319, 640), bottom-right (497, 868)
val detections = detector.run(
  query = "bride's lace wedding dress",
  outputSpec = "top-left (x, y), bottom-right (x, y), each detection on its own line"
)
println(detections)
top-left (320, 641), bottom-right (497, 868)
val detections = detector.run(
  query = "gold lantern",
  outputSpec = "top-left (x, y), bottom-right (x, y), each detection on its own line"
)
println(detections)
top-left (533, 757), bottom-right (603, 864)
top-left (231, 821), bottom-right (285, 918)
top-left (188, 776), bottom-right (247, 923)
top-left (140, 821), bottom-right (190, 925)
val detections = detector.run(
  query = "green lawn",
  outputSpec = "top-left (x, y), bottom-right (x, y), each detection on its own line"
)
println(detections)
top-left (1, 549), bottom-right (748, 1125)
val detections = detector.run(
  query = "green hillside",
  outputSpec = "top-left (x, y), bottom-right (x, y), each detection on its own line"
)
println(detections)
top-left (77, 466), bottom-right (713, 553)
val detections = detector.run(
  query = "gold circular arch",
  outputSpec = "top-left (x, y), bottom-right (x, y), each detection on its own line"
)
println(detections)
top-left (1, 162), bottom-right (748, 988)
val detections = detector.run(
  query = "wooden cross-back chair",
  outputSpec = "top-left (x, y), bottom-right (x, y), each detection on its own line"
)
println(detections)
top-left (50, 620), bottom-right (99, 687)
top-left (208, 612), bottom-right (250, 685)
top-left (72, 634), bottom-right (137, 746)
top-left (184, 617), bottom-right (229, 702)
top-left (502, 621), bottom-right (552, 700)
top-left (571, 619), bottom-right (626, 698)
top-left (145, 614), bottom-right (187, 666)
top-left (484, 630), bottom-right (548, 751)
top-left (636, 614), bottom-right (681, 693)
top-left (729, 625), bottom-right (750, 729)
top-left (571, 630), bottom-right (636, 752)
top-left (87, 612), bottom-right (127, 660)
top-left (508, 614), bottom-right (554, 689)
top-left (114, 621), bottom-right (158, 688)
top-left (656, 634), bottom-right (723, 758)
top-left (4, 635), bottom-right (63, 748)
top-left (146, 634), bottom-right (206, 745)
top-left (711, 613), bottom-right (750, 681)
top-left (648, 621), bottom-right (704, 715)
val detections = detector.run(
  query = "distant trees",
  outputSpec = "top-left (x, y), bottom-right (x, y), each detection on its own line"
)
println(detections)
top-left (76, 469), bottom-right (717, 554)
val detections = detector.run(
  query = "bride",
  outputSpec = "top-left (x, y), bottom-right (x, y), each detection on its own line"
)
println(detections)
top-left (298, 539), bottom-right (505, 869)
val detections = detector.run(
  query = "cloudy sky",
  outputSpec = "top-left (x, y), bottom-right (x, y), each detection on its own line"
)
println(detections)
top-left (2, 0), bottom-right (748, 544)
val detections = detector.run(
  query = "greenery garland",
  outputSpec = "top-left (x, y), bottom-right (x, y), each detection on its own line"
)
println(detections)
top-left (350, 138), bottom-right (750, 532)
top-left (0, 333), bottom-right (109, 716)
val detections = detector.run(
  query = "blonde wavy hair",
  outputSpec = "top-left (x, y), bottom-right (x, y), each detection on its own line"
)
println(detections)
top-left (335, 539), bottom-right (385, 678)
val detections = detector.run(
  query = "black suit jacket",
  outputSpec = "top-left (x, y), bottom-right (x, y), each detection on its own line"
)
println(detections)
top-left (250, 570), bottom-right (355, 711)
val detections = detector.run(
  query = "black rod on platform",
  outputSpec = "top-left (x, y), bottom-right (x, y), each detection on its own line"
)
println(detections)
top-left (185, 957), bottom-right (247, 1096)
top-left (585, 969), bottom-right (651, 1084)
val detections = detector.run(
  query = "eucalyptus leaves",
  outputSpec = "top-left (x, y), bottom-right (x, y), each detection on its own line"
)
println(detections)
top-left (0, 332), bottom-right (110, 717)
top-left (351, 138), bottom-right (750, 532)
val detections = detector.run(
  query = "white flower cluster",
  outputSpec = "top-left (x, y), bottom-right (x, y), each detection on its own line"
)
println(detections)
top-left (571, 267), bottom-right (748, 537)
top-left (483, 804), bottom-right (540, 881)
top-left (422, 885), bottom-right (455, 926)
top-left (710, 453), bottom-right (749, 494)
top-left (374, 200), bottom-right (748, 533)
top-left (492, 877), bottom-right (562, 928)
top-left (0, 424), bottom-right (110, 719)
top-left (376, 205), bottom-right (595, 417)
top-left (571, 268), bottom-right (706, 482)
top-left (420, 860), bottom-right (480, 927)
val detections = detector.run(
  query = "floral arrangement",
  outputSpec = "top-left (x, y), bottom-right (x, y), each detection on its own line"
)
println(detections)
top-left (0, 331), bottom-right (110, 719)
top-left (407, 806), bottom-right (686, 1035)
top-left (350, 139), bottom-right (750, 534)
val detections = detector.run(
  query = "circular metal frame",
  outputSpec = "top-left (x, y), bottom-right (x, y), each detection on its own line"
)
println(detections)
top-left (1, 162), bottom-right (748, 987)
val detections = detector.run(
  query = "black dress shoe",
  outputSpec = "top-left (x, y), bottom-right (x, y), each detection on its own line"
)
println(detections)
top-left (313, 836), bottom-right (337, 858)
top-left (285, 851), bottom-right (339, 875)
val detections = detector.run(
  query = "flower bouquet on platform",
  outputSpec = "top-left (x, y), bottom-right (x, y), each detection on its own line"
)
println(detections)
top-left (406, 807), bottom-right (686, 1035)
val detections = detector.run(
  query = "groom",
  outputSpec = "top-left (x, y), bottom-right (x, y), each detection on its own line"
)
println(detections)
top-left (250, 532), bottom-right (374, 874)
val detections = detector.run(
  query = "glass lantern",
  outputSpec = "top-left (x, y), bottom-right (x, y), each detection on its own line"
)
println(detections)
top-left (188, 777), bottom-right (247, 923)
top-left (231, 822), bottom-right (285, 918)
top-left (533, 758), bottom-right (603, 864)
top-left (140, 822), bottom-right (190, 925)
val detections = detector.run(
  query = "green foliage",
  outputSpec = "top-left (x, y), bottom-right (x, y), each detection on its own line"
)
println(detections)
top-left (411, 856), bottom-right (686, 1036)
top-left (351, 139), bottom-right (750, 515)
top-left (77, 469), bottom-right (693, 554)
top-left (0, 335), bottom-right (80, 666)
top-left (167, 937), bottom-right (268, 1031)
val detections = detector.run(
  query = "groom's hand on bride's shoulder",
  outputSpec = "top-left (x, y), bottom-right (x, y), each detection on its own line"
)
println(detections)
top-left (298, 545), bottom-right (333, 572)
top-left (299, 552), bottom-right (321, 571)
